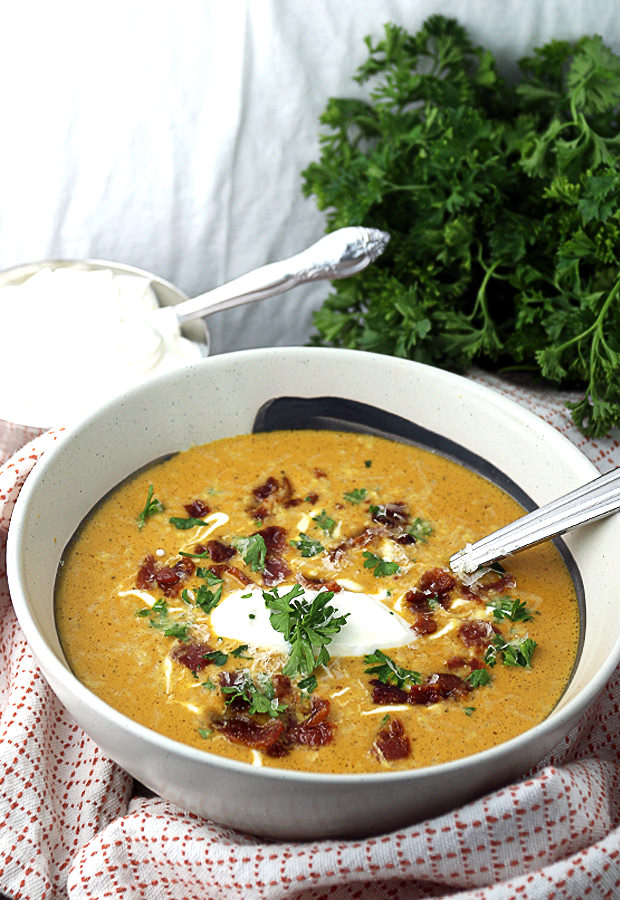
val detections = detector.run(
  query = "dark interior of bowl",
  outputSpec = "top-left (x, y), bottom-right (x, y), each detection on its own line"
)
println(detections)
top-left (253, 395), bottom-right (586, 680)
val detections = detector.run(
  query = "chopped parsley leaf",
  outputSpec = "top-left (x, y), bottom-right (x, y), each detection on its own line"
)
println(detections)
top-left (290, 533), bottom-right (325, 557)
top-left (486, 596), bottom-right (535, 623)
top-left (137, 484), bottom-right (165, 530)
top-left (169, 515), bottom-right (209, 530)
top-left (343, 487), bottom-right (368, 504)
top-left (406, 517), bottom-right (433, 542)
top-left (362, 551), bottom-right (400, 577)
top-left (194, 581), bottom-right (223, 615)
top-left (232, 534), bottom-right (267, 572)
top-left (220, 672), bottom-right (288, 717)
top-left (202, 649), bottom-right (228, 666)
top-left (485, 635), bottom-right (537, 668)
top-left (312, 510), bottom-right (336, 535)
top-left (364, 649), bottom-right (422, 688)
top-left (466, 668), bottom-right (491, 687)
top-left (198, 727), bottom-right (213, 739)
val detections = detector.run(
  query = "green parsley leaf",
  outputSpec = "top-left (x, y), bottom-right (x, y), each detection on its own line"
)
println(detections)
top-left (465, 668), bottom-right (491, 687)
top-left (407, 518), bottom-right (433, 542)
top-left (232, 534), bottom-right (267, 572)
top-left (290, 533), bottom-right (325, 557)
top-left (297, 673), bottom-right (318, 694)
top-left (263, 584), bottom-right (348, 677)
top-left (486, 634), bottom-right (538, 668)
top-left (312, 510), bottom-right (336, 535)
top-left (194, 581), bottom-right (223, 615)
top-left (231, 644), bottom-right (253, 659)
top-left (486, 596), bottom-right (535, 622)
top-left (343, 487), bottom-right (368, 504)
top-left (169, 515), bottom-right (209, 530)
top-left (198, 727), bottom-right (213, 739)
top-left (137, 484), bottom-right (165, 530)
top-left (364, 649), bottom-right (422, 688)
top-left (362, 550), bottom-right (400, 577)
top-left (202, 649), bottom-right (228, 666)
top-left (220, 672), bottom-right (288, 717)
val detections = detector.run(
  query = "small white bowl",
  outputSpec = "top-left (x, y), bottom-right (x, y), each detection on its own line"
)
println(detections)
top-left (7, 347), bottom-right (620, 839)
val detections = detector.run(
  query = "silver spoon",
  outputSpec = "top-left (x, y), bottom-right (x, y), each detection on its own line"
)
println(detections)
top-left (449, 466), bottom-right (620, 575)
top-left (152, 226), bottom-right (389, 334)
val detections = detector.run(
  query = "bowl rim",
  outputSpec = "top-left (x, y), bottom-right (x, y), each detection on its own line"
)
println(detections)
top-left (7, 346), bottom-right (619, 787)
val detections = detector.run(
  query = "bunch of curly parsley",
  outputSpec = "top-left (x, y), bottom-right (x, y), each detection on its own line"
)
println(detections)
top-left (302, 15), bottom-right (620, 437)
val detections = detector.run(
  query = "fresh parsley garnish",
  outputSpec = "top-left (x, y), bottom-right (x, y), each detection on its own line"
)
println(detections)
top-left (263, 584), bottom-right (348, 677)
top-left (202, 649), bottom-right (228, 666)
top-left (137, 484), bottom-right (165, 530)
top-left (290, 533), bottom-right (325, 557)
top-left (362, 551), bottom-right (400, 577)
top-left (486, 596), bottom-right (535, 623)
top-left (312, 510), bottom-right (336, 535)
top-left (343, 487), bottom-right (368, 504)
top-left (485, 635), bottom-right (537, 668)
top-left (138, 598), bottom-right (191, 642)
top-left (232, 534), bottom-right (267, 572)
top-left (194, 581), bottom-right (223, 615)
top-left (406, 518), bottom-right (433, 542)
top-left (220, 672), bottom-right (288, 717)
top-left (465, 668), bottom-right (491, 688)
top-left (297, 673), bottom-right (318, 694)
top-left (364, 649), bottom-right (422, 688)
top-left (169, 515), bottom-right (209, 530)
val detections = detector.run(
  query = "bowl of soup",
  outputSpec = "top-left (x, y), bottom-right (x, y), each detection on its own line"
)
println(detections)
top-left (6, 347), bottom-right (620, 838)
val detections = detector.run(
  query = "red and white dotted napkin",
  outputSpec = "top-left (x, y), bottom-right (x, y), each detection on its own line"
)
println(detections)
top-left (2, 377), bottom-right (620, 900)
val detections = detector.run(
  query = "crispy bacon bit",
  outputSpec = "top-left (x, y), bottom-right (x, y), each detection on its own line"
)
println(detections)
top-left (446, 655), bottom-right (467, 669)
top-left (404, 590), bottom-right (432, 614)
top-left (371, 502), bottom-right (415, 545)
top-left (171, 641), bottom-right (213, 671)
top-left (479, 572), bottom-right (517, 593)
top-left (258, 526), bottom-right (287, 554)
top-left (213, 714), bottom-right (286, 750)
top-left (373, 717), bottom-right (410, 761)
top-left (206, 540), bottom-right (236, 562)
top-left (248, 475), bottom-right (307, 520)
top-left (305, 492), bottom-right (319, 504)
top-left (255, 525), bottom-right (291, 586)
top-left (253, 477), bottom-right (279, 501)
top-left (370, 679), bottom-right (409, 705)
top-left (263, 555), bottom-right (291, 586)
top-left (272, 674), bottom-right (293, 700)
top-left (412, 614), bottom-right (438, 635)
top-left (408, 672), bottom-right (471, 706)
top-left (136, 554), bottom-right (194, 597)
top-left (297, 574), bottom-right (342, 593)
top-left (184, 499), bottom-right (210, 518)
top-left (458, 619), bottom-right (496, 648)
top-left (418, 567), bottom-right (456, 596)
top-left (286, 698), bottom-right (334, 747)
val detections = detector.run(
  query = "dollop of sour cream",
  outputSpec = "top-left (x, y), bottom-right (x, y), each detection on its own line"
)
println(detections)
top-left (210, 585), bottom-right (414, 657)
top-left (0, 265), bottom-right (203, 427)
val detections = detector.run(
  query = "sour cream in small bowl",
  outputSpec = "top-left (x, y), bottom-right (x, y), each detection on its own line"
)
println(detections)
top-left (0, 259), bottom-right (206, 431)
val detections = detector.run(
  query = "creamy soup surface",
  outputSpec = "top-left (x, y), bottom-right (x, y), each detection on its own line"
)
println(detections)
top-left (55, 430), bottom-right (580, 774)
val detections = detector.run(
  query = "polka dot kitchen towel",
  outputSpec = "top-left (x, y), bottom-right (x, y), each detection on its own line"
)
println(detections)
top-left (2, 375), bottom-right (620, 900)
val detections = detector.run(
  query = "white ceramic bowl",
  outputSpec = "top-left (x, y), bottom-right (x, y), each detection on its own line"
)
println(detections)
top-left (7, 347), bottom-right (620, 839)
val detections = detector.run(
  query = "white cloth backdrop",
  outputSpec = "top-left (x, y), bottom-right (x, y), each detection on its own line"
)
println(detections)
top-left (1, 0), bottom-right (619, 356)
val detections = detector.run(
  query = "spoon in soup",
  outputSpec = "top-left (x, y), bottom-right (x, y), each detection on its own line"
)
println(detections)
top-left (449, 465), bottom-right (620, 575)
